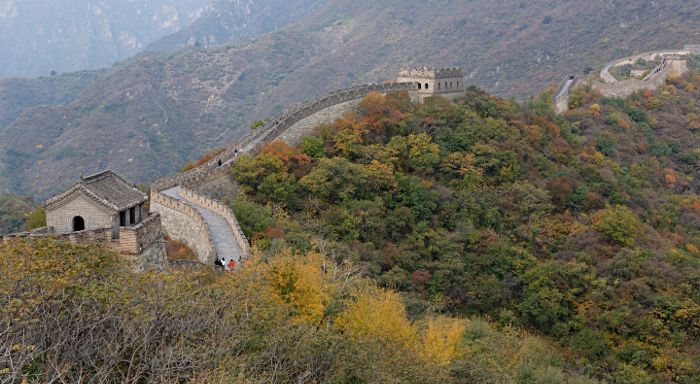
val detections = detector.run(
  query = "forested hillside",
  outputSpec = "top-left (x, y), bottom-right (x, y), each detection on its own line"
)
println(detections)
top-left (0, 194), bottom-right (37, 234)
top-left (1, 0), bottom-right (699, 200)
top-left (227, 67), bottom-right (700, 382)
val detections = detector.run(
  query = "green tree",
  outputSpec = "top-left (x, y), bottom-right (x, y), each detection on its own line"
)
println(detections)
top-left (26, 206), bottom-right (46, 230)
top-left (593, 205), bottom-right (643, 247)
top-left (301, 136), bottom-right (326, 158)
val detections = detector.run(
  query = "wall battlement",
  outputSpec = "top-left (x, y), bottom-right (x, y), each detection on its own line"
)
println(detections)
top-left (150, 189), bottom-right (217, 264)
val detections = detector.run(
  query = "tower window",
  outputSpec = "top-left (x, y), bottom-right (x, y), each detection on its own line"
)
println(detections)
top-left (425, 83), bottom-right (429, 90)
top-left (450, 81), bottom-right (453, 88)
top-left (418, 83), bottom-right (421, 89)
top-left (438, 83), bottom-right (441, 90)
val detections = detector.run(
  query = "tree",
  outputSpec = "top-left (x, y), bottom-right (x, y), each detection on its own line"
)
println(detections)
top-left (26, 206), bottom-right (46, 230)
top-left (408, 133), bottom-right (440, 172)
top-left (301, 136), bottom-right (326, 158)
top-left (593, 205), bottom-right (643, 247)
top-left (542, 15), bottom-right (552, 24)
top-left (250, 118), bottom-right (269, 130)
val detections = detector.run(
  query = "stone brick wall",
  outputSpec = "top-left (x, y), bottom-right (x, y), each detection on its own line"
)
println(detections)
top-left (150, 190), bottom-right (217, 264)
top-left (178, 186), bottom-right (250, 257)
top-left (148, 81), bottom-right (443, 267)
top-left (275, 98), bottom-right (362, 146)
top-left (553, 75), bottom-right (578, 114)
top-left (45, 193), bottom-right (113, 233)
top-left (3, 213), bottom-right (167, 271)
top-left (151, 82), bottom-right (421, 192)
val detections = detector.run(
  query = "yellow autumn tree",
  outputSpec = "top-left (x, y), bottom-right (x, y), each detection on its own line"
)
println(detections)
top-left (265, 249), bottom-right (330, 324)
top-left (408, 133), bottom-right (440, 172)
top-left (420, 316), bottom-right (466, 366)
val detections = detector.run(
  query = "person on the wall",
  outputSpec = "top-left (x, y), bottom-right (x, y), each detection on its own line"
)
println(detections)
top-left (228, 259), bottom-right (235, 270)
top-left (215, 258), bottom-right (223, 267)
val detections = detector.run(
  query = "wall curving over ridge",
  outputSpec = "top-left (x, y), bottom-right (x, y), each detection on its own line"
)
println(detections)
top-left (150, 81), bottom-right (420, 265)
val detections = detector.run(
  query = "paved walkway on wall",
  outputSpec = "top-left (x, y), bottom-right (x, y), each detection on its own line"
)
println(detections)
top-left (162, 186), bottom-right (243, 264)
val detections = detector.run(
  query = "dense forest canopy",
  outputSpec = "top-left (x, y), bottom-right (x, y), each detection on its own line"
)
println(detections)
top-left (228, 65), bottom-right (700, 382)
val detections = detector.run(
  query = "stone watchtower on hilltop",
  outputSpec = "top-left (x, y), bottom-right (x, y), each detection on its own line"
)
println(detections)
top-left (398, 67), bottom-right (464, 101)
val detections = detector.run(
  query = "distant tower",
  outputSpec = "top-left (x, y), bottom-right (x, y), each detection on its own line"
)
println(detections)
top-left (398, 67), bottom-right (464, 101)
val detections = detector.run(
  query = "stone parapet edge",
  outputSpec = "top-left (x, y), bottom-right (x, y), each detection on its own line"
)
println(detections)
top-left (150, 189), bottom-right (217, 263)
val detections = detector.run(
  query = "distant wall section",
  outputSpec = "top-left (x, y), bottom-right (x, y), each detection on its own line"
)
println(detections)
top-left (593, 55), bottom-right (688, 98)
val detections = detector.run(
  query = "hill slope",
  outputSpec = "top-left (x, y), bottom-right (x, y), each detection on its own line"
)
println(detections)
top-left (146, 0), bottom-right (330, 52)
top-left (2, 0), bottom-right (700, 198)
top-left (227, 68), bottom-right (700, 382)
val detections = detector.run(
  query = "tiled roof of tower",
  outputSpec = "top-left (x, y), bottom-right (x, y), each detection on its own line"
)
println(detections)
top-left (43, 170), bottom-right (148, 212)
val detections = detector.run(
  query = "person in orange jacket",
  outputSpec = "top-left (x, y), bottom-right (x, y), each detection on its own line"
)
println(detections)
top-left (228, 259), bottom-right (235, 269)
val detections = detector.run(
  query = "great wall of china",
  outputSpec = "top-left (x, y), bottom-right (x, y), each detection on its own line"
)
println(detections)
top-left (150, 45), bottom-right (700, 266)
top-left (554, 44), bottom-right (699, 114)
top-left (150, 81), bottom-right (423, 264)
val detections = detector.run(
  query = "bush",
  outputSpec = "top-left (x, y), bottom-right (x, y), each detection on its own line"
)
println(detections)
top-left (593, 205), bottom-right (643, 247)
top-left (570, 329), bottom-right (610, 361)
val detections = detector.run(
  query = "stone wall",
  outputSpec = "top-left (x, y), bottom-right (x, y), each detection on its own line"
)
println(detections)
top-left (148, 82), bottom-right (421, 266)
top-left (600, 49), bottom-right (690, 84)
top-left (151, 82), bottom-right (420, 191)
top-left (593, 55), bottom-right (688, 98)
top-left (553, 75), bottom-right (578, 114)
top-left (178, 186), bottom-right (250, 257)
top-left (2, 213), bottom-right (167, 271)
top-left (150, 190), bottom-right (217, 264)
top-left (276, 98), bottom-right (362, 146)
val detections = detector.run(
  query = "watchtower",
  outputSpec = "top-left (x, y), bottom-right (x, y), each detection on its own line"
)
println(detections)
top-left (684, 45), bottom-right (700, 54)
top-left (398, 67), bottom-right (464, 101)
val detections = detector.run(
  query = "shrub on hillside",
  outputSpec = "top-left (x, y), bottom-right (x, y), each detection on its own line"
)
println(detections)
top-left (593, 205), bottom-right (643, 247)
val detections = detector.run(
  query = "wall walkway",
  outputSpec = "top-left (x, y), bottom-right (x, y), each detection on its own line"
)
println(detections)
top-left (162, 186), bottom-right (244, 263)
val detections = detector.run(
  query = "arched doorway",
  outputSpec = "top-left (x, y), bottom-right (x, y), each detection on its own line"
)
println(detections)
top-left (73, 216), bottom-right (85, 232)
